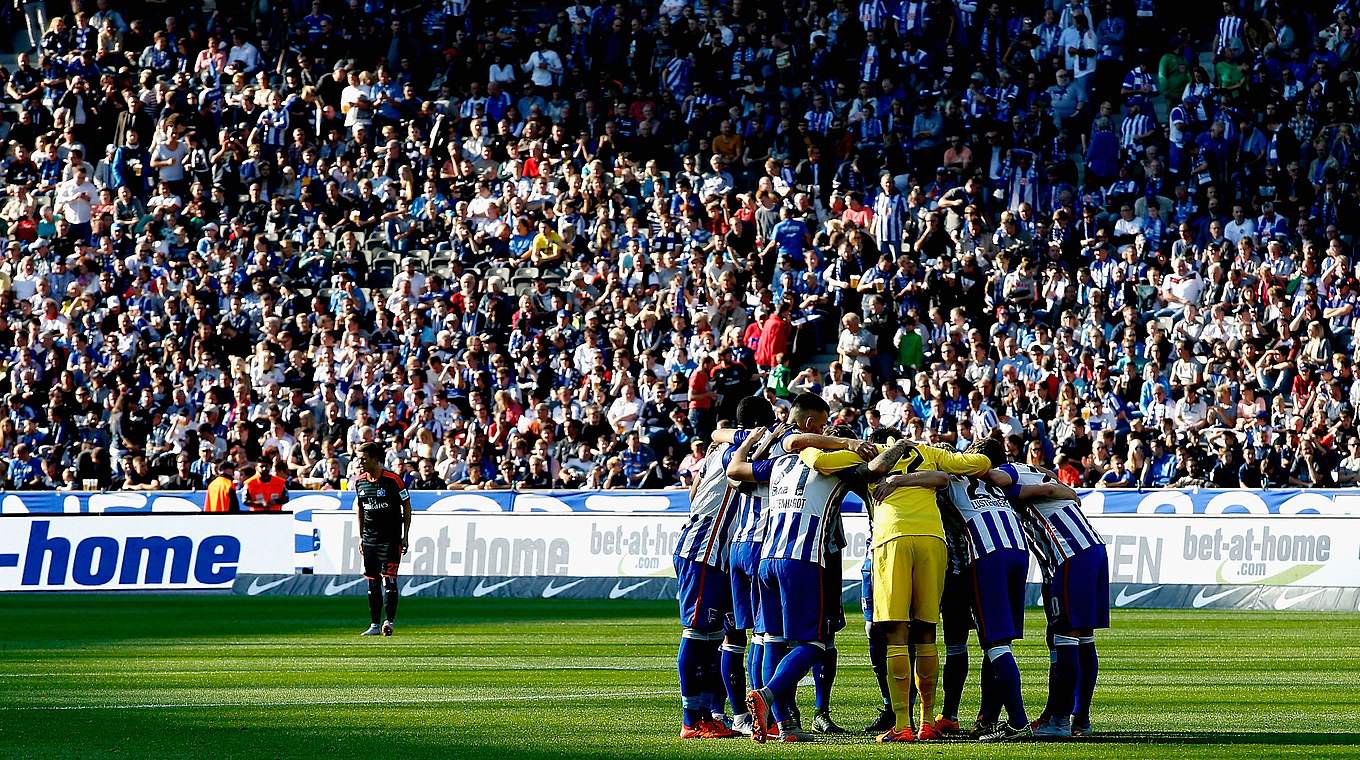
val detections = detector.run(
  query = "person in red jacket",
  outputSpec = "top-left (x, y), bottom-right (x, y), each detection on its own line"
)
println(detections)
top-left (755, 302), bottom-right (793, 369)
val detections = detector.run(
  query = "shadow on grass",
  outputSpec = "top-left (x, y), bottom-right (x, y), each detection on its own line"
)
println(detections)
top-left (1071, 731), bottom-right (1360, 745)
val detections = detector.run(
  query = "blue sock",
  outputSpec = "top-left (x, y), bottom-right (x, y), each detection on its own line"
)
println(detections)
top-left (677, 636), bottom-right (713, 726)
top-left (720, 643), bottom-right (748, 716)
top-left (1075, 638), bottom-right (1098, 722)
top-left (706, 641), bottom-right (725, 716)
top-left (765, 643), bottom-right (820, 724)
top-left (1049, 637), bottom-right (1079, 720)
top-left (812, 647), bottom-right (837, 711)
top-left (985, 645), bottom-right (1028, 728)
top-left (747, 638), bottom-right (765, 690)
top-left (762, 639), bottom-right (787, 691)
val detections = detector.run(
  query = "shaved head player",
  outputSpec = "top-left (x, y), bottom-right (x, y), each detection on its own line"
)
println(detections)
top-left (355, 442), bottom-right (412, 636)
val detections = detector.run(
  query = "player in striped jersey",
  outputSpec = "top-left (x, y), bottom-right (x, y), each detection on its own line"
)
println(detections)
top-left (710, 395), bottom-right (875, 737)
top-left (934, 461), bottom-right (1033, 742)
top-left (672, 407), bottom-right (756, 740)
top-left (728, 412), bottom-right (928, 743)
top-left (986, 462), bottom-right (1105, 738)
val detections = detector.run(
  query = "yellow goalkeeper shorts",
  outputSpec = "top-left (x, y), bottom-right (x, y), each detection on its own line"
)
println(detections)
top-left (871, 535), bottom-right (947, 624)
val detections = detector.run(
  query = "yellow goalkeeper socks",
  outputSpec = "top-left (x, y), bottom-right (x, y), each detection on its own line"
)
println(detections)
top-left (915, 643), bottom-right (939, 728)
top-left (886, 644), bottom-right (912, 731)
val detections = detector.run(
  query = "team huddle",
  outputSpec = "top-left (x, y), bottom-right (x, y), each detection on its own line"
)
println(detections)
top-left (672, 393), bottom-right (1110, 743)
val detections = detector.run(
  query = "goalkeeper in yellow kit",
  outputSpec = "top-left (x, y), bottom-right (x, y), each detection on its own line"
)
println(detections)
top-left (865, 435), bottom-right (1004, 742)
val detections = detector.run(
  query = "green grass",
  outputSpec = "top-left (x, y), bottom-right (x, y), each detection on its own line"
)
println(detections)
top-left (1, 596), bottom-right (1359, 758)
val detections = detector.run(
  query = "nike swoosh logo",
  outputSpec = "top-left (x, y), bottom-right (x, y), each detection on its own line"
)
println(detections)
top-left (472, 578), bottom-right (516, 597)
top-left (323, 577), bottom-right (367, 596)
top-left (400, 577), bottom-right (444, 596)
top-left (1274, 587), bottom-right (1326, 611)
top-left (609, 579), bottom-right (651, 599)
top-left (542, 578), bottom-right (588, 599)
top-left (1113, 585), bottom-right (1162, 607)
top-left (245, 576), bottom-right (291, 596)
top-left (842, 581), bottom-right (862, 593)
top-left (1192, 586), bottom-right (1250, 609)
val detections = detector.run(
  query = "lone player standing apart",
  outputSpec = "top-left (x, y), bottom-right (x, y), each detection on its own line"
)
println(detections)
top-left (354, 442), bottom-right (411, 636)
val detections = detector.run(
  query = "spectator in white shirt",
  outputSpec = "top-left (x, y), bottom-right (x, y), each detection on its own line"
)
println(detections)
top-left (522, 39), bottom-right (563, 90)
top-left (1223, 204), bottom-right (1257, 246)
top-left (55, 165), bottom-right (98, 237)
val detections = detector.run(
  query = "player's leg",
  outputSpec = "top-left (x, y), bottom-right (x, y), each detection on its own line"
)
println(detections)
top-left (723, 543), bottom-right (754, 732)
top-left (938, 565), bottom-right (973, 734)
top-left (870, 537), bottom-right (916, 741)
top-left (811, 554), bottom-right (845, 734)
top-left (753, 559), bottom-right (824, 742)
top-left (861, 555), bottom-right (894, 732)
top-left (380, 544), bottom-right (400, 635)
top-left (359, 544), bottom-right (382, 635)
top-left (1031, 582), bottom-right (1059, 730)
top-left (1073, 629), bottom-right (1098, 736)
top-left (1072, 543), bottom-right (1109, 735)
top-left (675, 557), bottom-right (735, 738)
top-left (908, 536), bottom-right (948, 740)
top-left (720, 625), bottom-right (750, 731)
top-left (748, 557), bottom-right (784, 743)
top-left (976, 548), bottom-right (1032, 741)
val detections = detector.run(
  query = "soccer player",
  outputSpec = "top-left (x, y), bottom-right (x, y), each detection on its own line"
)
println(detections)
top-left (710, 394), bottom-right (872, 736)
top-left (730, 414), bottom-right (927, 743)
top-left (929, 444), bottom-right (1033, 741)
top-left (353, 441), bottom-right (411, 637)
top-left (986, 462), bottom-right (1106, 738)
top-left (935, 488), bottom-right (975, 737)
top-left (673, 401), bottom-right (777, 739)
top-left (867, 434), bottom-right (1001, 742)
top-left (859, 427), bottom-right (910, 735)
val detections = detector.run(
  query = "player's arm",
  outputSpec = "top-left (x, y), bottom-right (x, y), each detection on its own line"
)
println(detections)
top-left (872, 470), bottom-right (949, 501)
top-left (864, 435), bottom-right (912, 476)
top-left (1015, 481), bottom-right (1080, 502)
top-left (396, 475), bottom-right (412, 553)
top-left (355, 498), bottom-right (365, 552)
top-left (928, 445), bottom-right (993, 475)
top-left (726, 428), bottom-right (768, 481)
top-left (784, 433), bottom-right (877, 460)
top-left (709, 427), bottom-right (739, 444)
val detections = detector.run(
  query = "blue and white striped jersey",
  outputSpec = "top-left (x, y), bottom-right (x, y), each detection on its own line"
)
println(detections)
top-left (1000, 463), bottom-right (1104, 579)
top-left (674, 442), bottom-right (740, 570)
top-left (730, 426), bottom-right (795, 545)
top-left (939, 475), bottom-right (1027, 562)
top-left (752, 452), bottom-right (848, 567)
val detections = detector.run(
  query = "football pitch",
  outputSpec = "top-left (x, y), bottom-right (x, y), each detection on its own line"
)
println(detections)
top-left (1, 596), bottom-right (1359, 758)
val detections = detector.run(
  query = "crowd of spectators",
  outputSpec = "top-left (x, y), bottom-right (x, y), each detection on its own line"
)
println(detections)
top-left (2, 0), bottom-right (1360, 496)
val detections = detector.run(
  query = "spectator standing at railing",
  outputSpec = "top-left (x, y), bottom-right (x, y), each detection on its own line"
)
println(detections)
top-left (244, 458), bottom-right (289, 512)
top-left (204, 462), bottom-right (240, 513)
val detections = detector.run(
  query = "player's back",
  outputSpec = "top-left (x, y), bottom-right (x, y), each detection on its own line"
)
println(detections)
top-left (731, 424), bottom-right (797, 545)
top-left (940, 474), bottom-right (1027, 561)
top-left (675, 442), bottom-right (739, 569)
top-left (1003, 463), bottom-right (1103, 575)
top-left (873, 443), bottom-right (992, 547)
top-left (760, 450), bottom-right (849, 567)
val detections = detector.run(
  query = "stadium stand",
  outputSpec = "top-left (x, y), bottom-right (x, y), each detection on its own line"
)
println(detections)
top-left (0, 0), bottom-right (1357, 495)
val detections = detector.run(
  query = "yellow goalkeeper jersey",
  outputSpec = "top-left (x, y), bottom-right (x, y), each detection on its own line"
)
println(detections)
top-left (809, 443), bottom-right (992, 548)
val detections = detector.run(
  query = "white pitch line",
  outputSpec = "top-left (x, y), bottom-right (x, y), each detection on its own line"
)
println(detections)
top-left (0, 664), bottom-right (668, 678)
top-left (1, 689), bottom-right (672, 712)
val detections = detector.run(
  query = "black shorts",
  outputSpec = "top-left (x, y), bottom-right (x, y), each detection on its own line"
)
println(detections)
top-left (941, 566), bottom-right (975, 645)
top-left (362, 542), bottom-right (402, 579)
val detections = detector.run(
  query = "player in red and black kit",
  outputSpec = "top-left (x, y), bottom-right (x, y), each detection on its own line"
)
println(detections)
top-left (355, 442), bottom-right (412, 636)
